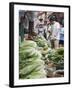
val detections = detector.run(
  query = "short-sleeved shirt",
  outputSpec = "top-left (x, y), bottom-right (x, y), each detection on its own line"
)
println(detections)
top-left (50, 21), bottom-right (60, 40)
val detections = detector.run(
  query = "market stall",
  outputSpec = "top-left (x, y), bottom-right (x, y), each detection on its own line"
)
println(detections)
top-left (19, 11), bottom-right (64, 79)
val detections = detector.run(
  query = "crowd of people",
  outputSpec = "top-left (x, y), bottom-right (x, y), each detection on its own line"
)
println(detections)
top-left (19, 12), bottom-right (64, 49)
top-left (35, 15), bottom-right (64, 49)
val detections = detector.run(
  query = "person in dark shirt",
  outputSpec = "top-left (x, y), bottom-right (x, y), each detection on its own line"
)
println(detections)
top-left (19, 16), bottom-right (25, 42)
top-left (59, 20), bottom-right (64, 47)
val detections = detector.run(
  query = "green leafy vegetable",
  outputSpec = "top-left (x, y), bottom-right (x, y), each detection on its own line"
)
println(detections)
top-left (19, 40), bottom-right (46, 79)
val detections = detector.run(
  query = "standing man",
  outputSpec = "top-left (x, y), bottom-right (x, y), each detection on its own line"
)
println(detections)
top-left (19, 16), bottom-right (25, 42)
top-left (19, 12), bottom-right (29, 42)
top-left (37, 18), bottom-right (44, 36)
top-left (35, 18), bottom-right (47, 39)
top-left (49, 15), bottom-right (60, 49)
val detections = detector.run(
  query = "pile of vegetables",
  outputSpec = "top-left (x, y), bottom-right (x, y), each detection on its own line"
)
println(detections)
top-left (19, 35), bottom-right (64, 78)
top-left (19, 40), bottom-right (46, 79)
top-left (34, 35), bottom-right (48, 48)
top-left (47, 47), bottom-right (64, 69)
top-left (34, 35), bottom-right (49, 61)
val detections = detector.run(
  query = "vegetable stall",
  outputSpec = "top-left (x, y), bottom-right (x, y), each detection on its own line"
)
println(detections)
top-left (19, 35), bottom-right (64, 79)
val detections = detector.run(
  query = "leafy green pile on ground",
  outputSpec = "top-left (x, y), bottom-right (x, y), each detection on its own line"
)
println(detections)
top-left (19, 40), bottom-right (46, 79)
top-left (34, 35), bottom-right (49, 61)
top-left (48, 47), bottom-right (64, 64)
top-left (48, 47), bottom-right (64, 69)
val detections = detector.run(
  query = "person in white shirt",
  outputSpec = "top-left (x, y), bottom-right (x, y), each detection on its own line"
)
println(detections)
top-left (49, 16), bottom-right (60, 49)
top-left (36, 18), bottom-right (47, 38)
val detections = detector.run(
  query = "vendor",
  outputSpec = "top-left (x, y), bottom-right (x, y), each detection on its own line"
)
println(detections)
top-left (43, 20), bottom-right (48, 40)
top-left (19, 12), bottom-right (29, 42)
top-left (19, 16), bottom-right (25, 42)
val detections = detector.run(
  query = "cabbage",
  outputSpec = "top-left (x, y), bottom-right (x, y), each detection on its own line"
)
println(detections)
top-left (20, 40), bottom-right (37, 48)
top-left (24, 70), bottom-right (46, 79)
top-left (47, 48), bottom-right (64, 64)
top-left (34, 35), bottom-right (48, 48)
top-left (19, 40), bottom-right (46, 79)
top-left (19, 49), bottom-right (42, 60)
